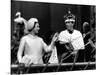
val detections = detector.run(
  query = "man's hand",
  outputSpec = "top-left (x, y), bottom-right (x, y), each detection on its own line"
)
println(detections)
top-left (83, 33), bottom-right (86, 38)
top-left (71, 50), bottom-right (78, 55)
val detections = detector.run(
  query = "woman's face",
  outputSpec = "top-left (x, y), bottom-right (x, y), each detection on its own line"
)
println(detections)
top-left (33, 22), bottom-right (40, 34)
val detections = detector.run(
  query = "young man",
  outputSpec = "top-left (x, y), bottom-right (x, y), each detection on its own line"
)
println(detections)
top-left (17, 17), bottom-right (58, 65)
top-left (58, 10), bottom-right (85, 62)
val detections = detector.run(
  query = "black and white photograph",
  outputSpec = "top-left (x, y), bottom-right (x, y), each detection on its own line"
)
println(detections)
top-left (11, 0), bottom-right (96, 74)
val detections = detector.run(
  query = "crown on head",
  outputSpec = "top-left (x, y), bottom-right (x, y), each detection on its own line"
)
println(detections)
top-left (64, 10), bottom-right (75, 20)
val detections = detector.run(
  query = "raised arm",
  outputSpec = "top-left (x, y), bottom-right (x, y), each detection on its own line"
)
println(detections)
top-left (42, 32), bottom-right (58, 52)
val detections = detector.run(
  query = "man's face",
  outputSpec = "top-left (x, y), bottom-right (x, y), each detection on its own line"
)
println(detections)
top-left (33, 22), bottom-right (40, 34)
top-left (65, 19), bottom-right (75, 30)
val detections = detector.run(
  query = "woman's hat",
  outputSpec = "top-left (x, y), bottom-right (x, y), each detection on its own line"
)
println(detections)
top-left (27, 18), bottom-right (38, 30)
